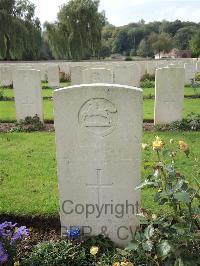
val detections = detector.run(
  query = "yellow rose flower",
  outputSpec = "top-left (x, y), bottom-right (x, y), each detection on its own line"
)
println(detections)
top-left (152, 214), bottom-right (157, 220)
top-left (14, 262), bottom-right (20, 266)
top-left (121, 261), bottom-right (134, 266)
top-left (179, 141), bottom-right (189, 152)
top-left (112, 263), bottom-right (120, 266)
top-left (90, 246), bottom-right (99, 256)
top-left (153, 136), bottom-right (164, 151)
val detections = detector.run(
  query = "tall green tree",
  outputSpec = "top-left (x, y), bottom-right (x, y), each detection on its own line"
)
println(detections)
top-left (45, 0), bottom-right (105, 60)
top-left (190, 31), bottom-right (200, 57)
top-left (112, 28), bottom-right (131, 54)
top-left (0, 0), bottom-right (41, 60)
top-left (44, 22), bottom-right (69, 59)
top-left (149, 32), bottom-right (172, 58)
top-left (173, 26), bottom-right (196, 50)
top-left (137, 38), bottom-right (153, 57)
top-left (127, 27), bottom-right (144, 55)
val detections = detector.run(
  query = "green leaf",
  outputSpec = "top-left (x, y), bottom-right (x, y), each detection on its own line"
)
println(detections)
top-left (126, 241), bottom-right (139, 251)
top-left (174, 191), bottom-right (191, 204)
top-left (174, 258), bottom-right (184, 266)
top-left (157, 240), bottom-right (172, 258)
top-left (171, 224), bottom-right (186, 235)
top-left (142, 240), bottom-right (153, 251)
top-left (116, 248), bottom-right (130, 256)
top-left (136, 213), bottom-right (148, 224)
top-left (144, 225), bottom-right (154, 239)
top-left (158, 197), bottom-right (169, 205)
top-left (135, 180), bottom-right (157, 190)
top-left (174, 179), bottom-right (184, 191)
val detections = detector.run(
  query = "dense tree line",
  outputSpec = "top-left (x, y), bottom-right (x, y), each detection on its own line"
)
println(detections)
top-left (0, 0), bottom-right (199, 61)
top-left (100, 20), bottom-right (200, 58)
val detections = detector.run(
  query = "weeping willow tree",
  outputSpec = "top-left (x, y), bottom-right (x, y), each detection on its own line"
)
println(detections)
top-left (0, 0), bottom-right (41, 60)
top-left (44, 0), bottom-right (105, 60)
top-left (44, 22), bottom-right (70, 60)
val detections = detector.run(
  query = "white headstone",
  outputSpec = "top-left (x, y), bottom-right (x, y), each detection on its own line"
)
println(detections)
top-left (82, 68), bottom-right (113, 84)
top-left (48, 65), bottom-right (60, 88)
top-left (168, 63), bottom-right (182, 68)
top-left (184, 63), bottom-right (196, 85)
top-left (113, 64), bottom-right (141, 87)
top-left (13, 69), bottom-right (43, 122)
top-left (196, 61), bottom-right (200, 73)
top-left (60, 62), bottom-right (71, 77)
top-left (0, 66), bottom-right (13, 87)
top-left (154, 67), bottom-right (184, 125)
top-left (38, 64), bottom-right (47, 81)
top-left (54, 83), bottom-right (143, 247)
top-left (71, 65), bottom-right (88, 85)
top-left (138, 61), bottom-right (147, 77)
top-left (147, 61), bottom-right (156, 75)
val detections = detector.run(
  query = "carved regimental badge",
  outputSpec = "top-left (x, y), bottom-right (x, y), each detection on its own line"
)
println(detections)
top-left (79, 98), bottom-right (118, 136)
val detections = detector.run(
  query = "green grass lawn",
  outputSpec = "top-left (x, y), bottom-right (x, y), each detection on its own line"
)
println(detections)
top-left (1, 82), bottom-right (70, 99)
top-left (143, 98), bottom-right (200, 120)
top-left (0, 131), bottom-right (199, 216)
top-left (2, 86), bottom-right (200, 99)
top-left (0, 98), bottom-right (199, 122)
top-left (2, 88), bottom-right (54, 98)
top-left (143, 86), bottom-right (200, 97)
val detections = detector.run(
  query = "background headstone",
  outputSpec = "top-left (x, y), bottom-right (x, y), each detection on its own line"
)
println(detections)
top-left (113, 64), bottom-right (141, 87)
top-left (54, 84), bottom-right (143, 247)
top-left (0, 66), bottom-right (13, 87)
top-left (13, 69), bottom-right (43, 122)
top-left (71, 65), bottom-right (88, 85)
top-left (196, 61), bottom-right (200, 73)
top-left (154, 67), bottom-right (184, 125)
top-left (184, 63), bottom-right (196, 85)
top-left (48, 64), bottom-right (60, 88)
top-left (82, 68), bottom-right (113, 84)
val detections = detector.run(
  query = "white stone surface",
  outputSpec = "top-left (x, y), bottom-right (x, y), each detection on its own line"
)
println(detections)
top-left (82, 68), bottom-right (113, 84)
top-left (147, 61), bottom-right (157, 75)
top-left (54, 83), bottom-right (143, 247)
top-left (184, 63), bottom-right (196, 85)
top-left (37, 64), bottom-right (47, 81)
top-left (196, 61), bottom-right (200, 73)
top-left (138, 61), bottom-right (147, 77)
top-left (71, 65), bottom-right (88, 85)
top-left (48, 64), bottom-right (60, 87)
top-left (113, 64), bottom-right (141, 87)
top-left (13, 69), bottom-right (43, 122)
top-left (0, 66), bottom-right (13, 86)
top-left (154, 67), bottom-right (184, 125)
top-left (168, 63), bottom-right (182, 68)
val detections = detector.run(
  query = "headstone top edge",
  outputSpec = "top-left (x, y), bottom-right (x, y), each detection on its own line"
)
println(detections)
top-left (13, 69), bottom-right (41, 73)
top-left (54, 83), bottom-right (143, 93)
top-left (156, 67), bottom-right (184, 71)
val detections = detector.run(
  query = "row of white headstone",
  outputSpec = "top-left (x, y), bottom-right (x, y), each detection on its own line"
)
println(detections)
top-left (0, 64), bottom-right (60, 88)
top-left (10, 63), bottom-right (190, 125)
top-left (0, 59), bottom-right (199, 87)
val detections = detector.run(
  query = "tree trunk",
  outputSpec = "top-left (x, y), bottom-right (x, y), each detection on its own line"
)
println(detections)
top-left (5, 34), bottom-right (11, 61)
